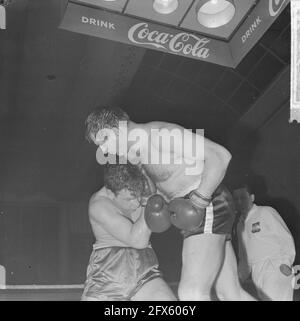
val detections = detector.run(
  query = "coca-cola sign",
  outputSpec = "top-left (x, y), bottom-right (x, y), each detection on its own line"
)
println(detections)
top-left (60, 1), bottom-right (290, 68)
top-left (269, 0), bottom-right (286, 16)
top-left (128, 22), bottom-right (210, 59)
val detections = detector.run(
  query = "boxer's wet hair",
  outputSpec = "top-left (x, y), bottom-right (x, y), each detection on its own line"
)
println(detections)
top-left (103, 163), bottom-right (144, 197)
top-left (85, 107), bottom-right (129, 143)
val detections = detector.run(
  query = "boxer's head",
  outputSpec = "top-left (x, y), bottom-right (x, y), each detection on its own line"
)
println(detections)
top-left (85, 107), bottom-right (129, 155)
top-left (103, 163), bottom-right (144, 211)
top-left (233, 184), bottom-right (254, 215)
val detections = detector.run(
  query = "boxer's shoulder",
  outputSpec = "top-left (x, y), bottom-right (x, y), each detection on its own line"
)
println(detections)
top-left (89, 192), bottom-right (114, 212)
top-left (88, 195), bottom-right (118, 223)
top-left (145, 121), bottom-right (184, 132)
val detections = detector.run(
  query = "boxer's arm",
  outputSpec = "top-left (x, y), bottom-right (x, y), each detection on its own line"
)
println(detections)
top-left (140, 166), bottom-right (157, 193)
top-left (155, 124), bottom-right (231, 198)
top-left (141, 165), bottom-right (170, 201)
top-left (197, 137), bottom-right (231, 198)
top-left (89, 199), bottom-right (151, 249)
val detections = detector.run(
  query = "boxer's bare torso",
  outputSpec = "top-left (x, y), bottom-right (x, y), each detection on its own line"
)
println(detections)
top-left (134, 122), bottom-right (204, 200)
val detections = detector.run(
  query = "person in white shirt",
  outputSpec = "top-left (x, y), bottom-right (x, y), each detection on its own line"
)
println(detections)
top-left (233, 184), bottom-right (296, 301)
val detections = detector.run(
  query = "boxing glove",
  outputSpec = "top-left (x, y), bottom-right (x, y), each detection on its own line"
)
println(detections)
top-left (168, 198), bottom-right (205, 231)
top-left (145, 194), bottom-right (171, 233)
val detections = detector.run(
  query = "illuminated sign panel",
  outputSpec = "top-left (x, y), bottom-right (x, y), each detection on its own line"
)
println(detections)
top-left (60, 0), bottom-right (290, 68)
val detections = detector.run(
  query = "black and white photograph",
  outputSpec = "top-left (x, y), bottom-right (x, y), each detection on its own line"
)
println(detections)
top-left (0, 0), bottom-right (299, 305)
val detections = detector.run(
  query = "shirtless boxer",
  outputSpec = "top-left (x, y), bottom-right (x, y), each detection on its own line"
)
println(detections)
top-left (81, 163), bottom-right (176, 301)
top-left (85, 107), bottom-right (255, 301)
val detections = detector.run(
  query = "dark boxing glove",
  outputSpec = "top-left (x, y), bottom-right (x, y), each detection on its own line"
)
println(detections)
top-left (168, 190), bottom-right (211, 231)
top-left (168, 198), bottom-right (204, 231)
top-left (144, 194), bottom-right (171, 233)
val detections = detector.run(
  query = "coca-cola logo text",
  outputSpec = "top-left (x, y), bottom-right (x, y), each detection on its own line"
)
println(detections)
top-left (269, 0), bottom-right (286, 17)
top-left (128, 23), bottom-right (210, 59)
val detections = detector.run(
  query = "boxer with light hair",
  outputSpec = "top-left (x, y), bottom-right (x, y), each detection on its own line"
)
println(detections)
top-left (85, 107), bottom-right (255, 301)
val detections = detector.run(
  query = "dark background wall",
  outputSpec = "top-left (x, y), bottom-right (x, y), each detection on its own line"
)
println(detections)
top-left (0, 200), bottom-right (93, 284)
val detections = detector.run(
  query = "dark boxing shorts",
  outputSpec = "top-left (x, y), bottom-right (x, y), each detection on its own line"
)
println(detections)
top-left (81, 246), bottom-right (162, 301)
top-left (181, 184), bottom-right (236, 240)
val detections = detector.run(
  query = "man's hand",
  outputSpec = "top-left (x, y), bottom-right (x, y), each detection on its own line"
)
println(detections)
top-left (144, 195), bottom-right (171, 233)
